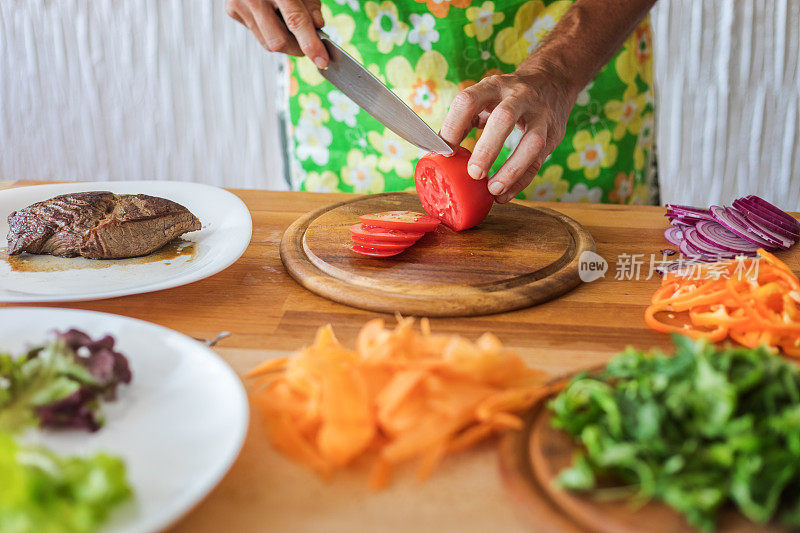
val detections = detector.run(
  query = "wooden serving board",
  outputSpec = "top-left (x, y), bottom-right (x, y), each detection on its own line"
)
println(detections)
top-left (280, 192), bottom-right (595, 317)
top-left (499, 393), bottom-right (790, 533)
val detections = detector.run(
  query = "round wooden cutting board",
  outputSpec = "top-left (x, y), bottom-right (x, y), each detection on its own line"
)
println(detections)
top-left (498, 392), bottom-right (790, 533)
top-left (280, 192), bottom-right (595, 317)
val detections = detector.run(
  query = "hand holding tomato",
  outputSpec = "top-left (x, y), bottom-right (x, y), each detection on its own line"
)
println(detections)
top-left (439, 62), bottom-right (579, 204)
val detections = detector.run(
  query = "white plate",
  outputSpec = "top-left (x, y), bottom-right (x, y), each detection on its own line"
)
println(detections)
top-left (0, 181), bottom-right (252, 302)
top-left (6, 307), bottom-right (249, 533)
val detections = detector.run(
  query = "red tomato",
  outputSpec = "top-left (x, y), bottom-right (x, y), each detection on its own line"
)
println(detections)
top-left (350, 243), bottom-right (409, 257)
top-left (414, 147), bottom-right (493, 231)
top-left (359, 211), bottom-right (440, 232)
top-left (349, 223), bottom-right (424, 243)
top-left (349, 237), bottom-right (413, 251)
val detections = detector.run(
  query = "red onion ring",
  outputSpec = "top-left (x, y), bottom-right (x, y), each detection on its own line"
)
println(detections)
top-left (727, 207), bottom-right (794, 249)
top-left (694, 220), bottom-right (761, 253)
top-left (664, 226), bottom-right (684, 247)
top-left (683, 227), bottom-right (737, 259)
top-left (733, 199), bottom-right (800, 240)
top-left (744, 195), bottom-right (800, 231)
top-left (709, 206), bottom-right (778, 250)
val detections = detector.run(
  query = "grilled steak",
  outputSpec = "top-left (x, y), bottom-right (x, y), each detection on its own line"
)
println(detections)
top-left (7, 191), bottom-right (201, 259)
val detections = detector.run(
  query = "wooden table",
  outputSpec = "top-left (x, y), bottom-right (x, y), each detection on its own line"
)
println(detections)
top-left (3, 181), bottom-right (798, 532)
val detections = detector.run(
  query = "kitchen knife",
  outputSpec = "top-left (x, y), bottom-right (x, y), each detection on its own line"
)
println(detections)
top-left (315, 30), bottom-right (454, 156)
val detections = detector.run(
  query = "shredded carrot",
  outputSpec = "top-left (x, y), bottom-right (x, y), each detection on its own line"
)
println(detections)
top-left (249, 318), bottom-right (547, 488)
top-left (645, 249), bottom-right (800, 355)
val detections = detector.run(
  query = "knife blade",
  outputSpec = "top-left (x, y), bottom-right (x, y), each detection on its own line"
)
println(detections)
top-left (315, 31), bottom-right (454, 156)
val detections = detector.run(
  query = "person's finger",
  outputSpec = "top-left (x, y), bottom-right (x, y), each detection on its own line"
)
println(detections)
top-left (233, 3), bottom-right (271, 50)
top-left (439, 80), bottom-right (501, 148)
top-left (305, 0), bottom-right (325, 28)
top-left (253, 3), bottom-right (302, 55)
top-left (467, 98), bottom-right (525, 180)
top-left (486, 124), bottom-right (548, 197)
top-left (496, 171), bottom-right (535, 203)
top-left (474, 109), bottom-right (491, 129)
top-left (275, 0), bottom-right (329, 66)
top-left (225, 0), bottom-right (246, 25)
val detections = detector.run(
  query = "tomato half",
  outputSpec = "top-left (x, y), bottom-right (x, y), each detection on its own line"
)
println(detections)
top-left (350, 243), bottom-right (408, 257)
top-left (350, 237), bottom-right (414, 251)
top-left (349, 223), bottom-right (424, 243)
top-left (359, 211), bottom-right (441, 232)
top-left (414, 147), bottom-right (493, 231)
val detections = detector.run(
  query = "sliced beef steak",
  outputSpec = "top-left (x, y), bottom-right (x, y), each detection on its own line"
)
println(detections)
top-left (7, 191), bottom-right (201, 259)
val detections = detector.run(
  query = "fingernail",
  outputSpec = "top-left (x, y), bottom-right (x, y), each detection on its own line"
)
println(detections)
top-left (314, 57), bottom-right (328, 70)
top-left (488, 181), bottom-right (504, 195)
top-left (468, 164), bottom-right (483, 179)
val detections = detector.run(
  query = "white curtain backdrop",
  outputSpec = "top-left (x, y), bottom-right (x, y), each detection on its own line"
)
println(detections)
top-left (0, 1), bottom-right (286, 189)
top-left (1, 1), bottom-right (798, 208)
top-left (651, 0), bottom-right (800, 209)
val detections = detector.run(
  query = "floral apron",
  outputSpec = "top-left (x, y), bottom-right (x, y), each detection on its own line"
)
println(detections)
top-left (284, 0), bottom-right (657, 205)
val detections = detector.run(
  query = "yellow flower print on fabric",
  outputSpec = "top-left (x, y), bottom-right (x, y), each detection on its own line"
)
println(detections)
top-left (341, 150), bottom-right (385, 193)
top-left (464, 2), bottom-right (505, 42)
top-left (616, 21), bottom-right (653, 85)
top-left (523, 165), bottom-right (569, 201)
top-left (566, 130), bottom-right (618, 180)
top-left (604, 85), bottom-right (646, 140)
top-left (297, 6), bottom-right (360, 85)
top-left (298, 93), bottom-right (330, 126)
top-left (367, 129), bottom-right (417, 178)
top-left (634, 113), bottom-right (655, 171)
top-left (366, 1), bottom-right (409, 54)
top-left (304, 170), bottom-right (340, 192)
top-left (629, 182), bottom-right (651, 205)
top-left (494, 0), bottom-right (571, 65)
top-left (386, 50), bottom-right (459, 131)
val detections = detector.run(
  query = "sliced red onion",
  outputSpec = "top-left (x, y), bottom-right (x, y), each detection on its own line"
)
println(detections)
top-left (660, 248), bottom-right (678, 256)
top-left (683, 227), bottom-right (737, 259)
top-left (727, 206), bottom-right (794, 249)
top-left (666, 208), bottom-right (713, 222)
top-left (709, 205), bottom-right (778, 250)
top-left (679, 239), bottom-right (719, 262)
top-left (693, 220), bottom-right (761, 253)
top-left (664, 226), bottom-right (684, 246)
top-left (744, 195), bottom-right (800, 231)
top-left (667, 214), bottom-right (712, 226)
top-left (665, 204), bottom-right (713, 215)
top-left (734, 198), bottom-right (799, 233)
top-left (733, 199), bottom-right (800, 239)
top-left (670, 219), bottom-right (691, 227)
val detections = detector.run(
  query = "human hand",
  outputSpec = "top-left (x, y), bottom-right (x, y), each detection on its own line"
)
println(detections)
top-left (225, 0), bottom-right (329, 68)
top-left (439, 64), bottom-right (578, 203)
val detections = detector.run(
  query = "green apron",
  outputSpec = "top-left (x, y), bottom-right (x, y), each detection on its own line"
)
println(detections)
top-left (285, 0), bottom-right (656, 205)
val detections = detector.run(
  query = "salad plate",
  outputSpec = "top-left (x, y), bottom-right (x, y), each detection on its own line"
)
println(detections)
top-left (4, 307), bottom-right (249, 533)
top-left (0, 181), bottom-right (252, 302)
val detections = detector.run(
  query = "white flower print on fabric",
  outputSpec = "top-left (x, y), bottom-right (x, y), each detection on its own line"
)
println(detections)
top-left (561, 183), bottom-right (603, 203)
top-left (408, 13), bottom-right (440, 51)
top-left (295, 117), bottom-right (332, 166)
top-left (333, 0), bottom-right (359, 10)
top-left (328, 90), bottom-right (360, 127)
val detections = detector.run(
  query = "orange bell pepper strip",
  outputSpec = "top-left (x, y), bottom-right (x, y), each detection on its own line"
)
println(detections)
top-left (644, 304), bottom-right (729, 342)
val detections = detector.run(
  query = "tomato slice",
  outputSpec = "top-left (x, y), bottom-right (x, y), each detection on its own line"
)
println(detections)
top-left (359, 211), bottom-right (440, 232)
top-left (350, 237), bottom-right (413, 251)
top-left (349, 223), bottom-right (424, 243)
top-left (415, 147), bottom-right (494, 231)
top-left (350, 243), bottom-right (409, 257)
